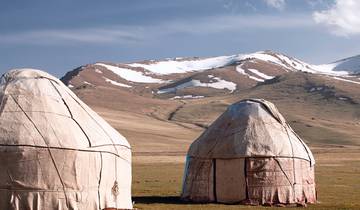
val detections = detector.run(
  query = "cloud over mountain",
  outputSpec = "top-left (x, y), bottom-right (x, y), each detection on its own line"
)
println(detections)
top-left (313, 0), bottom-right (360, 36)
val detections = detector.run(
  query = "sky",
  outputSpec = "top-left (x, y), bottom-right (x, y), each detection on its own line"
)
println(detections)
top-left (1, 0), bottom-right (360, 77)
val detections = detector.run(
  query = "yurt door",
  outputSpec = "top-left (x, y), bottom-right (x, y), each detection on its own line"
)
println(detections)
top-left (215, 159), bottom-right (246, 203)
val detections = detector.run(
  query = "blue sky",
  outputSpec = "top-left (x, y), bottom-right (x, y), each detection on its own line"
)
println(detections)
top-left (1, 0), bottom-right (360, 77)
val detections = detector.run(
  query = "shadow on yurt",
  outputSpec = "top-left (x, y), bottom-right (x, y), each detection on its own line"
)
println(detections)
top-left (181, 99), bottom-right (316, 207)
top-left (0, 69), bottom-right (132, 210)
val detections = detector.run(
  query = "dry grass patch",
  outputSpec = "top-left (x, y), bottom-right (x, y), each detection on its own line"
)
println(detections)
top-left (132, 149), bottom-right (360, 210)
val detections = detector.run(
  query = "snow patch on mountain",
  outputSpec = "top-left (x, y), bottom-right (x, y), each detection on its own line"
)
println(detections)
top-left (333, 77), bottom-right (360, 85)
top-left (94, 69), bottom-right (103, 74)
top-left (313, 64), bottom-right (349, 76)
top-left (128, 55), bottom-right (236, 74)
top-left (95, 63), bottom-right (165, 83)
top-left (126, 51), bottom-right (351, 77)
top-left (103, 77), bottom-right (132, 88)
top-left (83, 81), bottom-right (93, 85)
top-left (272, 53), bottom-right (315, 73)
top-left (248, 69), bottom-right (275, 80)
top-left (206, 77), bottom-right (237, 91)
top-left (170, 95), bottom-right (205, 100)
top-left (236, 65), bottom-right (264, 82)
top-left (157, 77), bottom-right (236, 94)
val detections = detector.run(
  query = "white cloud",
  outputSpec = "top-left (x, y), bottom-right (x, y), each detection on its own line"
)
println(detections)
top-left (0, 27), bottom-right (142, 45)
top-left (313, 0), bottom-right (360, 36)
top-left (263, 0), bottom-right (286, 10)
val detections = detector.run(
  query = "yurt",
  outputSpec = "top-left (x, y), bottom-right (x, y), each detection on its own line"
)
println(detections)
top-left (0, 69), bottom-right (132, 210)
top-left (181, 99), bottom-right (316, 206)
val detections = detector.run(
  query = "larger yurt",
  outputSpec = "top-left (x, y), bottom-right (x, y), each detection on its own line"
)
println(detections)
top-left (0, 69), bottom-right (132, 210)
top-left (181, 99), bottom-right (316, 206)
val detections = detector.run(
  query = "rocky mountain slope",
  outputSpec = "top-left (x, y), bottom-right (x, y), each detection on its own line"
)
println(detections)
top-left (60, 51), bottom-right (360, 147)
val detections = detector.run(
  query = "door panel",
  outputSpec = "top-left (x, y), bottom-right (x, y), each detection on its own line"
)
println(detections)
top-left (216, 158), bottom-right (246, 203)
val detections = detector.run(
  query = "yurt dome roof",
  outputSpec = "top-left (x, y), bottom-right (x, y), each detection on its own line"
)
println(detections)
top-left (0, 68), bottom-right (130, 152)
top-left (188, 99), bottom-right (314, 165)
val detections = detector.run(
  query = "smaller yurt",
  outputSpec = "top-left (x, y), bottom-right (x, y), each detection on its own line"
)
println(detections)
top-left (181, 99), bottom-right (316, 206)
top-left (0, 69), bottom-right (132, 210)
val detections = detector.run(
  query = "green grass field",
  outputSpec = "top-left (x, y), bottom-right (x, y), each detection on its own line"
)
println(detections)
top-left (132, 148), bottom-right (360, 210)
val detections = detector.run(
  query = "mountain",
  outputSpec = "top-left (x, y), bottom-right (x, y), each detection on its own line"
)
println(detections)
top-left (60, 51), bottom-right (360, 150)
top-left (61, 50), bottom-right (360, 100)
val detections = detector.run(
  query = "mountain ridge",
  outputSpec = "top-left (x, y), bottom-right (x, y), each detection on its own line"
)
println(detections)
top-left (60, 50), bottom-right (360, 101)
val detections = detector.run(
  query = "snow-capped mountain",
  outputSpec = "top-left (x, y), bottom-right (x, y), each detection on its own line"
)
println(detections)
top-left (126, 51), bottom-right (349, 76)
top-left (61, 51), bottom-right (360, 99)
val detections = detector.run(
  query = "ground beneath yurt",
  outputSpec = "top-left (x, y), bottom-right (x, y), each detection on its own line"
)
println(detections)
top-left (131, 147), bottom-right (360, 210)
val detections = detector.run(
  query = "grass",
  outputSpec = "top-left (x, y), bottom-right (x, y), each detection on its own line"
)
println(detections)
top-left (132, 149), bottom-right (360, 210)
